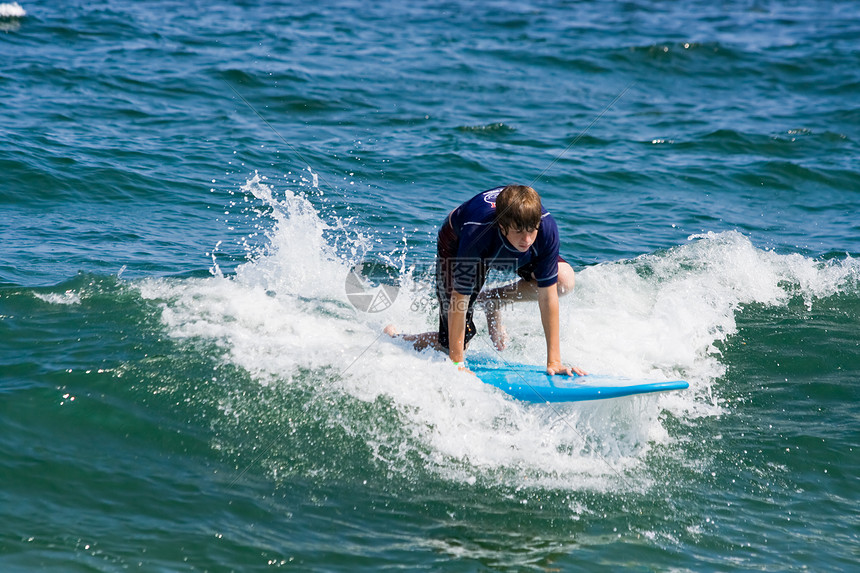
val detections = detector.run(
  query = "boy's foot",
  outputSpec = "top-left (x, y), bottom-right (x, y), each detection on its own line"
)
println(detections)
top-left (483, 299), bottom-right (508, 351)
top-left (383, 324), bottom-right (399, 337)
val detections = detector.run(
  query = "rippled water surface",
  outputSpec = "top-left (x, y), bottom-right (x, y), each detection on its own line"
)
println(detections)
top-left (1, 1), bottom-right (858, 570)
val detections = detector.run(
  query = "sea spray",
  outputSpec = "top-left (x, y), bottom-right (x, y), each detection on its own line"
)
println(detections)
top-left (138, 174), bottom-right (859, 492)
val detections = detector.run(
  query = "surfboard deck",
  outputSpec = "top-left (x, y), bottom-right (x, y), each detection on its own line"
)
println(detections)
top-left (469, 359), bottom-right (689, 403)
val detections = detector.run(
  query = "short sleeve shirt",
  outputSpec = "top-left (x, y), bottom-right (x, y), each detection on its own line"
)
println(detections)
top-left (447, 187), bottom-right (560, 295)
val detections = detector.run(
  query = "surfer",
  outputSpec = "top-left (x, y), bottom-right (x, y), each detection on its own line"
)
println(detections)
top-left (385, 184), bottom-right (585, 376)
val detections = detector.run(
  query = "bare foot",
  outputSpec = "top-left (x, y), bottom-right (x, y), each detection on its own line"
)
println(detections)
top-left (383, 324), bottom-right (399, 338)
top-left (483, 299), bottom-right (508, 351)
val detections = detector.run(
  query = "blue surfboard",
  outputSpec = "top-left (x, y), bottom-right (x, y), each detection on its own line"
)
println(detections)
top-left (470, 360), bottom-right (689, 403)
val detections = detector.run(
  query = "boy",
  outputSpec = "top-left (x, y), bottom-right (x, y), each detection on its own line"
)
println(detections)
top-left (385, 184), bottom-right (585, 376)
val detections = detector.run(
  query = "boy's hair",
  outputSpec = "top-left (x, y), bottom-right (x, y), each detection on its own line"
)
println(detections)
top-left (495, 185), bottom-right (542, 232)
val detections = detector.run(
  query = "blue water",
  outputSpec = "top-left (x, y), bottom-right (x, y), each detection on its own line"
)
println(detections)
top-left (2, 1), bottom-right (858, 570)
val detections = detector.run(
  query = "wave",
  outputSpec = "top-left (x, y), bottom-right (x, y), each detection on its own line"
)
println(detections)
top-left (134, 173), bottom-right (858, 492)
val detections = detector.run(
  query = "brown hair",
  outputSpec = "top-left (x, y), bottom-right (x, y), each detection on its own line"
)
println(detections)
top-left (494, 185), bottom-right (542, 232)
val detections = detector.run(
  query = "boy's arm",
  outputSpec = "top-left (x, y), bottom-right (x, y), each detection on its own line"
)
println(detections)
top-left (538, 285), bottom-right (586, 376)
top-left (448, 290), bottom-right (470, 365)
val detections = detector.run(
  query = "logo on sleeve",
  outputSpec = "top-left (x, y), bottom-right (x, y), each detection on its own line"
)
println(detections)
top-left (483, 188), bottom-right (502, 209)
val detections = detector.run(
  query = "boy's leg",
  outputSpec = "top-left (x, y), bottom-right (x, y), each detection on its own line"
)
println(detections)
top-left (396, 255), bottom-right (473, 354)
top-left (479, 260), bottom-right (575, 351)
top-left (383, 325), bottom-right (442, 351)
top-left (482, 260), bottom-right (575, 303)
top-left (385, 220), bottom-right (483, 354)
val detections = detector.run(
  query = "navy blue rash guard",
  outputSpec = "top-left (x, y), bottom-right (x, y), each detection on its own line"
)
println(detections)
top-left (447, 187), bottom-right (560, 295)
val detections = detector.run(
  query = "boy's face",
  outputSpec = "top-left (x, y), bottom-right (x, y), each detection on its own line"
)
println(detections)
top-left (503, 226), bottom-right (539, 252)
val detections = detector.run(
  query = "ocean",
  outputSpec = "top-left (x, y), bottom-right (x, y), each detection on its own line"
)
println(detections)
top-left (1, 0), bottom-right (858, 570)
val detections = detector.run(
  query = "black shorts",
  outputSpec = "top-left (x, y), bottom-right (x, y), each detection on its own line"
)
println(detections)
top-left (435, 218), bottom-right (566, 350)
top-left (435, 219), bottom-right (485, 350)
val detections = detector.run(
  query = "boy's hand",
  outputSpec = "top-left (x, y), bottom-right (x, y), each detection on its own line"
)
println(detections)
top-left (546, 361), bottom-right (587, 377)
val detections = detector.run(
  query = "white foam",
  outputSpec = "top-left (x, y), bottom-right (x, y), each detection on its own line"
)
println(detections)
top-left (0, 3), bottom-right (25, 18)
top-left (34, 290), bottom-right (81, 305)
top-left (137, 175), bottom-right (859, 491)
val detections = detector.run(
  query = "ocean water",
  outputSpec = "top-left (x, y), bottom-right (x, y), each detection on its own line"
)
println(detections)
top-left (1, 0), bottom-right (858, 570)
